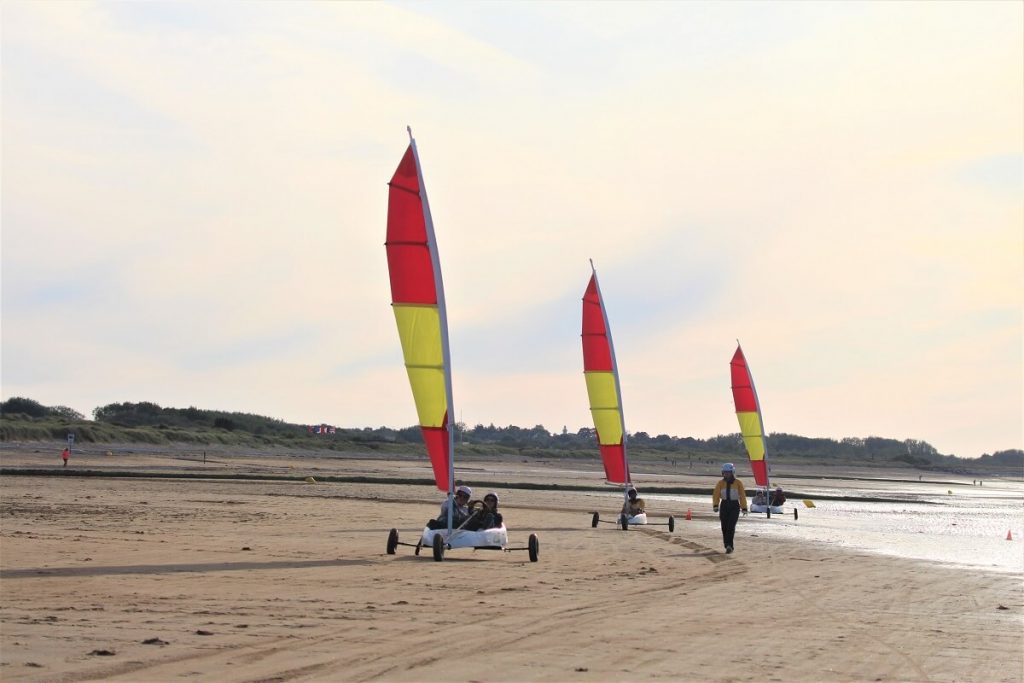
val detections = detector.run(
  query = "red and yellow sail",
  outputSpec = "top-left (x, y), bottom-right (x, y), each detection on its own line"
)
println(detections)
top-left (386, 138), bottom-right (452, 492)
top-left (582, 268), bottom-right (630, 485)
top-left (730, 343), bottom-right (769, 487)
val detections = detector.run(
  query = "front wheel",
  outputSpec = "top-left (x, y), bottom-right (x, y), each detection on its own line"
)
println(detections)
top-left (667, 516), bottom-right (675, 533)
top-left (386, 528), bottom-right (398, 555)
top-left (620, 515), bottom-right (629, 531)
top-left (432, 533), bottom-right (445, 562)
top-left (591, 512), bottom-right (599, 528)
top-left (528, 534), bottom-right (539, 562)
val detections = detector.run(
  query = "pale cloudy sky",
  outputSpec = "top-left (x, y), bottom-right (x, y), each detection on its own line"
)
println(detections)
top-left (2, 1), bottom-right (1021, 458)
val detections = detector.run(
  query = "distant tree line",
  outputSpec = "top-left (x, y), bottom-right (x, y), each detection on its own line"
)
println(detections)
top-left (1, 397), bottom-right (1021, 470)
top-left (0, 397), bottom-right (84, 420)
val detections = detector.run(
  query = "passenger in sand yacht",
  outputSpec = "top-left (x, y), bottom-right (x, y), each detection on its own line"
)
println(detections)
top-left (621, 487), bottom-right (646, 519)
top-left (464, 492), bottom-right (504, 531)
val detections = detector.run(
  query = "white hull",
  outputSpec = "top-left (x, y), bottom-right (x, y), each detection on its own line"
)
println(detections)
top-left (421, 524), bottom-right (509, 549)
top-left (625, 513), bottom-right (647, 525)
top-left (750, 504), bottom-right (784, 514)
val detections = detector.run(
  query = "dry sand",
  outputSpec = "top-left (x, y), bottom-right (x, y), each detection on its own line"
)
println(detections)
top-left (1, 446), bottom-right (1021, 682)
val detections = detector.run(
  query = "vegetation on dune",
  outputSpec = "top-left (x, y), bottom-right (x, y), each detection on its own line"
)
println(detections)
top-left (1, 397), bottom-right (1021, 474)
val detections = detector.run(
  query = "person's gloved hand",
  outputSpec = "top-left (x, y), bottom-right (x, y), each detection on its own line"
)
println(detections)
top-left (742, 509), bottom-right (748, 516)
top-left (713, 507), bottom-right (718, 513)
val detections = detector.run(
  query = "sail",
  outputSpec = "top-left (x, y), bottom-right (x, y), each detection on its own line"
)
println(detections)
top-left (582, 267), bottom-right (630, 485)
top-left (386, 136), bottom-right (453, 492)
top-left (730, 343), bottom-right (769, 487)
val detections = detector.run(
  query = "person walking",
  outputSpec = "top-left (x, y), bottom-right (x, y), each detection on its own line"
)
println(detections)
top-left (61, 447), bottom-right (70, 468)
top-left (712, 463), bottom-right (748, 553)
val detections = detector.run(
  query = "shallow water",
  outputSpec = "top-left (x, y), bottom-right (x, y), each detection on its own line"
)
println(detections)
top-left (654, 478), bottom-right (1024, 574)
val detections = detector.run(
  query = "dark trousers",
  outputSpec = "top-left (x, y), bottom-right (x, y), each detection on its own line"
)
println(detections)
top-left (719, 500), bottom-right (740, 548)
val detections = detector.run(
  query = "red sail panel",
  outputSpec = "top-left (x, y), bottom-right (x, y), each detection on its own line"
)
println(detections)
top-left (582, 275), bottom-right (612, 371)
top-left (386, 146), bottom-right (437, 305)
top-left (420, 424), bottom-right (450, 490)
top-left (600, 444), bottom-right (628, 485)
top-left (386, 142), bottom-right (449, 491)
top-left (751, 460), bottom-right (768, 486)
top-left (730, 347), bottom-right (757, 412)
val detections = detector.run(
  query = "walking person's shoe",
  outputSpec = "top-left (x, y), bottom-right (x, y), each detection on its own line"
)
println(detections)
top-left (726, 545), bottom-right (733, 554)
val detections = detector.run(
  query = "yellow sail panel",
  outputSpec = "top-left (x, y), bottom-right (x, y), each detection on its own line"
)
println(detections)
top-left (742, 434), bottom-right (765, 461)
top-left (737, 411), bottom-right (765, 461)
top-left (585, 371), bottom-right (622, 445)
top-left (393, 304), bottom-right (447, 427)
top-left (394, 304), bottom-right (442, 366)
top-left (736, 411), bottom-right (762, 439)
top-left (406, 367), bottom-right (447, 427)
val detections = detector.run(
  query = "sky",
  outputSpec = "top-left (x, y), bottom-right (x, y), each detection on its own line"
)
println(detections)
top-left (2, 1), bottom-right (1022, 459)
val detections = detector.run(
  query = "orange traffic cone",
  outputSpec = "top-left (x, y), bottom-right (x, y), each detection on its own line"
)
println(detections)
top-left (1007, 530), bottom-right (1013, 541)
top-left (685, 509), bottom-right (692, 521)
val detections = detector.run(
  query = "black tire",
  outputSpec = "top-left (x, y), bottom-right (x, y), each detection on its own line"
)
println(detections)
top-left (766, 508), bottom-right (772, 519)
top-left (794, 508), bottom-right (798, 521)
top-left (387, 528), bottom-right (398, 555)
top-left (620, 515), bottom-right (629, 531)
top-left (668, 516), bottom-right (675, 533)
top-left (591, 512), bottom-right (600, 528)
top-left (414, 540), bottom-right (422, 556)
top-left (432, 533), bottom-right (445, 562)
top-left (528, 533), bottom-right (539, 562)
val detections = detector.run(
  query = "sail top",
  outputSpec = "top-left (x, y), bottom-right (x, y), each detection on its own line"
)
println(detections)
top-left (582, 268), bottom-right (630, 485)
top-left (730, 343), bottom-right (769, 487)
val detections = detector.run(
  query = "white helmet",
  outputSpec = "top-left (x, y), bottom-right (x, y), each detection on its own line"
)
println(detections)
top-left (721, 463), bottom-right (736, 474)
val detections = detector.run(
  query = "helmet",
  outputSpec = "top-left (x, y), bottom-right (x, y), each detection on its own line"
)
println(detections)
top-left (484, 491), bottom-right (499, 504)
top-left (455, 485), bottom-right (472, 497)
top-left (626, 488), bottom-right (638, 499)
top-left (721, 463), bottom-right (735, 474)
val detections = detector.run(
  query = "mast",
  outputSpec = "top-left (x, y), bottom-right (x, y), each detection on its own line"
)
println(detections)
top-left (582, 261), bottom-right (631, 512)
top-left (745, 343), bottom-right (770, 492)
top-left (591, 261), bottom-right (631, 486)
top-left (408, 129), bottom-right (457, 532)
top-left (731, 342), bottom-right (770, 491)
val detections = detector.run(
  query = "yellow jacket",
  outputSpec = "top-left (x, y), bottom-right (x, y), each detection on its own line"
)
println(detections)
top-left (713, 478), bottom-right (748, 510)
top-left (622, 498), bottom-right (647, 516)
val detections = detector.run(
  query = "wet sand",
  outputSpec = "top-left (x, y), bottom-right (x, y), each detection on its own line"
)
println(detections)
top-left (1, 446), bottom-right (1021, 682)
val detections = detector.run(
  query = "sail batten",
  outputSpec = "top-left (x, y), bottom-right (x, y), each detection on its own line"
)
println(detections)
top-left (386, 139), bottom-right (453, 493)
top-left (730, 344), bottom-right (769, 487)
top-left (581, 267), bottom-right (630, 486)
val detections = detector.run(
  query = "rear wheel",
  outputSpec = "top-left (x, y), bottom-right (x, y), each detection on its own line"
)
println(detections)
top-left (528, 534), bottom-right (539, 562)
top-left (668, 516), bottom-right (675, 533)
top-left (432, 533), bottom-right (445, 562)
top-left (766, 508), bottom-right (772, 519)
top-left (620, 515), bottom-right (629, 531)
top-left (386, 528), bottom-right (398, 555)
top-left (591, 512), bottom-right (600, 528)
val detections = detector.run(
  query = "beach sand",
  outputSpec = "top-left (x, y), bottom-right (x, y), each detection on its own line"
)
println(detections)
top-left (1, 446), bottom-right (1021, 682)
